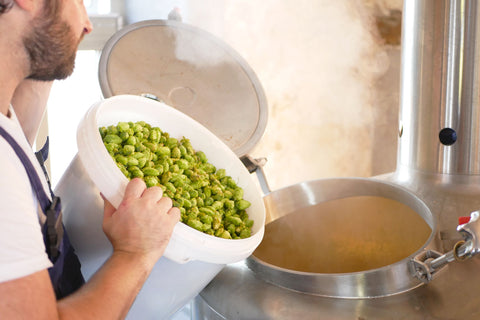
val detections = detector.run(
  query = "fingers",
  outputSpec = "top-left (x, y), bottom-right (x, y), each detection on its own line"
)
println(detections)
top-left (114, 178), bottom-right (179, 224)
top-left (157, 196), bottom-right (172, 212)
top-left (123, 178), bottom-right (147, 201)
top-left (102, 193), bottom-right (116, 219)
top-left (157, 197), bottom-right (180, 220)
top-left (123, 179), bottom-right (166, 203)
top-left (168, 207), bottom-right (181, 222)
top-left (141, 185), bottom-right (164, 202)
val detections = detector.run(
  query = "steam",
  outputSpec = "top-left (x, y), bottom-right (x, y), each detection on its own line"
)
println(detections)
top-left (188, 0), bottom-right (394, 189)
top-left (126, 0), bottom-right (400, 190)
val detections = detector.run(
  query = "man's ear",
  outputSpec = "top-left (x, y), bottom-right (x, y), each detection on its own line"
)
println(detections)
top-left (13, 0), bottom-right (36, 12)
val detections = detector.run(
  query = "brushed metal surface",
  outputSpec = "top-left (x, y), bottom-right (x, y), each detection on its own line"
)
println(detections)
top-left (194, 1), bottom-right (480, 318)
top-left (194, 173), bottom-right (480, 319)
top-left (398, 0), bottom-right (480, 174)
top-left (246, 178), bottom-right (436, 298)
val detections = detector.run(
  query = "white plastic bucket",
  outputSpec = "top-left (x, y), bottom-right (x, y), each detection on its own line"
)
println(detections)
top-left (56, 94), bottom-right (265, 319)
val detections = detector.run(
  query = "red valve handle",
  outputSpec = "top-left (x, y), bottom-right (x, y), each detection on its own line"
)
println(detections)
top-left (459, 216), bottom-right (471, 225)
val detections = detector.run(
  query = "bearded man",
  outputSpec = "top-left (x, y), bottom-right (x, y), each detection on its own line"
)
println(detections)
top-left (0, 1), bottom-right (181, 318)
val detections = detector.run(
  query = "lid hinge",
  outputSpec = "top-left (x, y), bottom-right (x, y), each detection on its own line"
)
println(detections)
top-left (240, 155), bottom-right (271, 195)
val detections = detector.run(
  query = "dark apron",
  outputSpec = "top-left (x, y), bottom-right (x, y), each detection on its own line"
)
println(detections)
top-left (0, 127), bottom-right (85, 299)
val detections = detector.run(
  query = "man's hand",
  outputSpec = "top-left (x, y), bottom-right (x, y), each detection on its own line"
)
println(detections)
top-left (52, 179), bottom-right (181, 319)
top-left (102, 178), bottom-right (181, 266)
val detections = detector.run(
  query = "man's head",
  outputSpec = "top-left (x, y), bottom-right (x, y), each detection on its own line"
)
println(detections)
top-left (24, 1), bottom-right (78, 81)
top-left (2, 0), bottom-right (92, 81)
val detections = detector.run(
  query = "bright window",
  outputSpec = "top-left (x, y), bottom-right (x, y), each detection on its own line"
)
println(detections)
top-left (47, 51), bottom-right (104, 187)
top-left (46, 0), bottom-right (118, 187)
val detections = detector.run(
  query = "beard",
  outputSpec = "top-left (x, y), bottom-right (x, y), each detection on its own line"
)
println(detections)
top-left (23, 7), bottom-right (81, 81)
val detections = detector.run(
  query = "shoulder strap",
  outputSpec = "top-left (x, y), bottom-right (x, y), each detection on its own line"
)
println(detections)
top-left (0, 126), bottom-right (51, 212)
top-left (35, 136), bottom-right (54, 197)
top-left (0, 126), bottom-right (61, 260)
top-left (0, 125), bottom-right (85, 298)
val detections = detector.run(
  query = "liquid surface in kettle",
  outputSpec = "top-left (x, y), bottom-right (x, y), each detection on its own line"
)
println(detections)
top-left (252, 196), bottom-right (431, 273)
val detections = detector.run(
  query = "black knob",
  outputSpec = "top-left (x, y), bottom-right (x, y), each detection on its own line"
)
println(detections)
top-left (439, 128), bottom-right (457, 146)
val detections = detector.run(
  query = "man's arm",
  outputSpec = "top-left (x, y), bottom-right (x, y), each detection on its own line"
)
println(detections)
top-left (0, 270), bottom-right (58, 319)
top-left (57, 251), bottom-right (157, 319)
top-left (11, 79), bottom-right (53, 146)
top-left (0, 178), bottom-right (181, 319)
top-left (0, 251), bottom-right (156, 320)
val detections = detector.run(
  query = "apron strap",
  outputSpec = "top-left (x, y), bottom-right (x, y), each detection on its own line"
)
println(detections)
top-left (0, 126), bottom-right (61, 259)
top-left (35, 136), bottom-right (54, 197)
top-left (0, 127), bottom-right (51, 211)
top-left (0, 125), bottom-right (85, 298)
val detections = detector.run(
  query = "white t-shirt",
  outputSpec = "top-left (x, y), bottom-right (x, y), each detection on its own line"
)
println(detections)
top-left (0, 107), bottom-right (53, 282)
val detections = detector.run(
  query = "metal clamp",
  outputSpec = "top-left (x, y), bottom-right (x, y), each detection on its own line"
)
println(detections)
top-left (410, 211), bottom-right (480, 283)
top-left (410, 249), bottom-right (445, 283)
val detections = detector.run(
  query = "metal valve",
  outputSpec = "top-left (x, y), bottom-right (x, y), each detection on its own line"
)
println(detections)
top-left (410, 211), bottom-right (480, 283)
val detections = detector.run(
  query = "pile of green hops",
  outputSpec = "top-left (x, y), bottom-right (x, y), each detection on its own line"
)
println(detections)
top-left (100, 121), bottom-right (254, 239)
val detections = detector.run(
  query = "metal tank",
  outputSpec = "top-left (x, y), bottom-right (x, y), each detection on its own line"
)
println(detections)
top-left (192, 0), bottom-right (480, 319)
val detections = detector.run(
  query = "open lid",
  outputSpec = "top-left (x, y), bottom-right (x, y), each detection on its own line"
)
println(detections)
top-left (98, 19), bottom-right (268, 157)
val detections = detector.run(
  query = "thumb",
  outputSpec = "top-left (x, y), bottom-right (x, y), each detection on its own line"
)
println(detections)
top-left (101, 193), bottom-right (116, 220)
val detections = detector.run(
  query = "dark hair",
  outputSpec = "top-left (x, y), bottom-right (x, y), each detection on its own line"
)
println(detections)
top-left (0, 0), bottom-right (13, 14)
